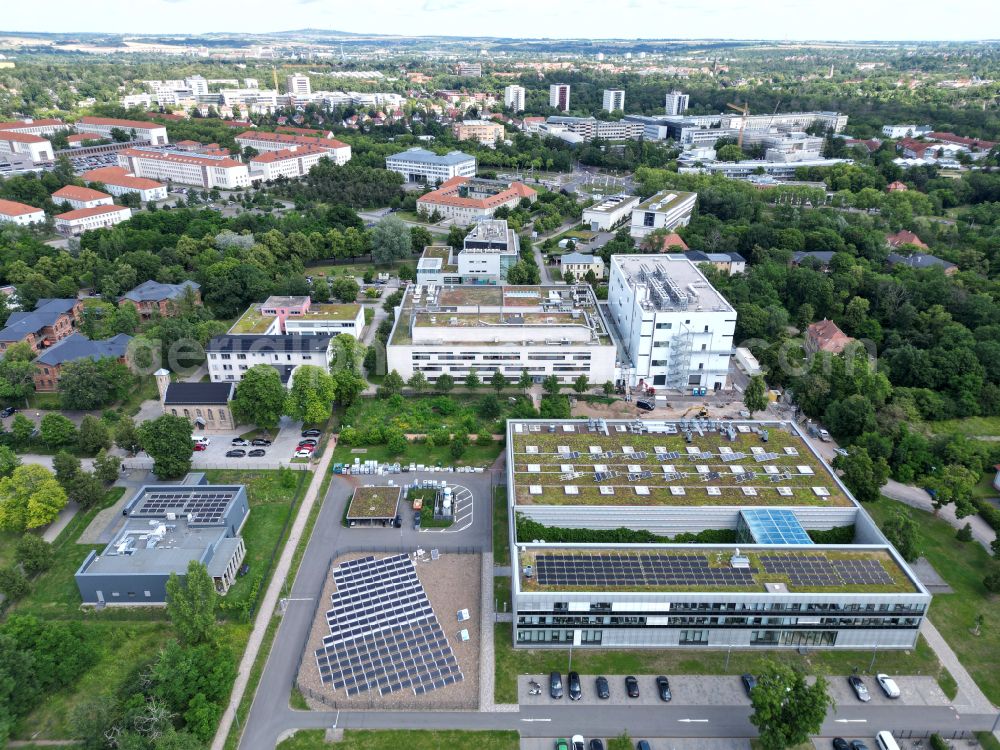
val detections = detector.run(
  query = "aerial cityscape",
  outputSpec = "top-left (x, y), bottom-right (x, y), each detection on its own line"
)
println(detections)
top-left (0, 7), bottom-right (999, 750)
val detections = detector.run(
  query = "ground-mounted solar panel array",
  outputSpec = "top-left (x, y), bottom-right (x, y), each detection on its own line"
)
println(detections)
top-left (314, 554), bottom-right (463, 697)
top-left (130, 488), bottom-right (240, 525)
top-left (760, 554), bottom-right (894, 587)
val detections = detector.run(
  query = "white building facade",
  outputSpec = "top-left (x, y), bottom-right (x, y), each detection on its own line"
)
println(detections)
top-left (54, 205), bottom-right (132, 236)
top-left (0, 133), bottom-right (54, 162)
top-left (235, 131), bottom-right (351, 165)
top-left (629, 190), bottom-right (697, 239)
top-left (664, 91), bottom-right (690, 116)
top-left (504, 85), bottom-right (526, 112)
top-left (77, 117), bottom-right (169, 146)
top-left (384, 147), bottom-right (476, 184)
top-left (206, 335), bottom-right (335, 384)
top-left (117, 148), bottom-right (251, 189)
top-left (549, 84), bottom-right (571, 111)
top-left (0, 199), bottom-right (46, 226)
top-left (602, 90), bottom-right (625, 112)
top-left (582, 195), bottom-right (640, 231)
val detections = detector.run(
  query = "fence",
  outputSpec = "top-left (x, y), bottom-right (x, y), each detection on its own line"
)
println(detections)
top-left (122, 459), bottom-right (312, 472)
top-left (295, 683), bottom-right (475, 712)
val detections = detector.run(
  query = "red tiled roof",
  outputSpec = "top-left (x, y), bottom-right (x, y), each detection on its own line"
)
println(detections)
top-left (0, 198), bottom-right (43, 217)
top-left (119, 148), bottom-right (244, 169)
top-left (928, 132), bottom-right (997, 150)
top-left (236, 131), bottom-right (348, 151)
top-left (82, 167), bottom-right (165, 191)
top-left (417, 176), bottom-right (537, 211)
top-left (80, 116), bottom-right (164, 130)
top-left (649, 232), bottom-right (688, 251)
top-left (0, 131), bottom-right (48, 144)
top-left (250, 145), bottom-right (329, 163)
top-left (276, 126), bottom-right (333, 138)
top-left (52, 185), bottom-right (112, 202)
top-left (886, 230), bottom-right (928, 249)
top-left (224, 120), bottom-right (254, 128)
top-left (0, 119), bottom-right (63, 130)
top-left (807, 318), bottom-right (854, 353)
top-left (54, 205), bottom-right (130, 221)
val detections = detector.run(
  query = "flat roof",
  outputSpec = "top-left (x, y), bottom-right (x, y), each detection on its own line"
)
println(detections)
top-left (611, 254), bottom-right (734, 313)
top-left (518, 547), bottom-right (917, 594)
top-left (584, 194), bottom-right (639, 213)
top-left (230, 306), bottom-right (274, 334)
top-left (347, 486), bottom-right (401, 520)
top-left (508, 419), bottom-right (851, 508)
top-left (636, 190), bottom-right (697, 212)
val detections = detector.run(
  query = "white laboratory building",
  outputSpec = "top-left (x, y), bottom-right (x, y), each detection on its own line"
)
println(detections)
top-left (384, 147), bottom-right (476, 184)
top-left (629, 190), bottom-right (698, 239)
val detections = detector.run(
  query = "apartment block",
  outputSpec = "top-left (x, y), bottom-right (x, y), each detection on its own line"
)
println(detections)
top-left (117, 147), bottom-right (251, 189)
top-left (452, 120), bottom-right (505, 146)
top-left (51, 185), bottom-right (114, 210)
top-left (235, 131), bottom-right (351, 165)
top-left (549, 84), bottom-right (571, 112)
top-left (664, 90), bottom-right (689, 116)
top-left (285, 73), bottom-right (311, 96)
top-left (77, 116), bottom-right (169, 146)
top-left (206, 334), bottom-right (335, 384)
top-left (602, 89), bottom-right (625, 112)
top-left (545, 116), bottom-right (644, 142)
top-left (54, 205), bottom-right (132, 236)
top-left (504, 85), bottom-right (526, 112)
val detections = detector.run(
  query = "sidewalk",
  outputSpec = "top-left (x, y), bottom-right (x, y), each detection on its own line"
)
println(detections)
top-left (41, 500), bottom-right (79, 543)
top-left (883, 479), bottom-right (996, 552)
top-left (920, 618), bottom-right (994, 712)
top-left (211, 438), bottom-right (336, 750)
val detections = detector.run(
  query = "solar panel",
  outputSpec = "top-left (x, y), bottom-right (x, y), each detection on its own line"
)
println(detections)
top-left (533, 552), bottom-right (757, 588)
top-left (131, 487), bottom-right (239, 525)
top-left (759, 555), bottom-right (893, 587)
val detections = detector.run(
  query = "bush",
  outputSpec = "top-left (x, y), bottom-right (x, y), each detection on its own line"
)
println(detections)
top-left (956, 523), bottom-right (974, 542)
top-left (16, 534), bottom-right (53, 575)
top-left (930, 736), bottom-right (949, 750)
top-left (0, 565), bottom-right (29, 600)
top-left (450, 433), bottom-right (469, 459)
top-left (475, 432), bottom-right (494, 447)
top-left (807, 525), bottom-right (856, 544)
top-left (428, 427), bottom-right (451, 447)
top-left (984, 569), bottom-right (1000, 593)
top-left (976, 498), bottom-right (1000, 533)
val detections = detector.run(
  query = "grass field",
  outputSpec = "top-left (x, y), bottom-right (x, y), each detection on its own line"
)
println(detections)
top-left (493, 623), bottom-right (951, 704)
top-left (332, 439), bottom-right (502, 469)
top-left (493, 487), bottom-right (510, 566)
top-left (342, 394), bottom-right (528, 436)
top-left (868, 497), bottom-right (1000, 704)
top-left (926, 416), bottom-right (1000, 438)
top-left (494, 575), bottom-right (511, 613)
top-left (277, 730), bottom-right (519, 750)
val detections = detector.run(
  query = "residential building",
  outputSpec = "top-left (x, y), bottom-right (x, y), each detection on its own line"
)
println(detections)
top-left (229, 297), bottom-right (364, 338)
top-left (558, 252), bottom-right (605, 280)
top-left (75, 479), bottom-right (250, 605)
top-left (457, 62), bottom-right (482, 77)
top-left (544, 117), bottom-right (644, 143)
top-left (0, 118), bottom-right (65, 137)
top-left (684, 251), bottom-right (746, 276)
top-left (76, 116), bottom-right (169, 146)
top-left (885, 230), bottom-right (928, 250)
top-left (791, 251), bottom-right (836, 270)
top-left (205, 334), bottom-right (335, 385)
top-left (607, 254), bottom-right (735, 390)
top-left (664, 90), bottom-right (689, 116)
top-left (117, 147), bottom-right (251, 189)
top-left (504, 85), bottom-right (526, 112)
top-left (806, 319), bottom-right (854, 355)
top-left (0, 198), bottom-right (45, 226)
top-left (119, 280), bottom-right (201, 320)
top-left (503, 417), bottom-right (929, 651)
top-left (285, 73), bottom-right (311, 96)
top-left (416, 176), bottom-right (536, 225)
top-left (549, 84), bottom-right (571, 112)
top-left (54, 205), bottom-right (132, 236)
top-left (81, 166), bottom-right (168, 202)
top-left (582, 194), bottom-right (640, 231)
top-left (33, 333), bottom-right (132, 392)
top-left (629, 191), bottom-right (698, 239)
top-left (155, 370), bottom-right (235, 432)
top-left (452, 120), bottom-right (505, 146)
top-left (235, 131), bottom-right (351, 165)
top-left (248, 145), bottom-right (330, 181)
top-left (51, 185), bottom-right (114, 210)
top-left (886, 253), bottom-right (957, 275)
top-left (0, 131), bottom-right (54, 162)
top-left (882, 124), bottom-right (932, 139)
top-left (645, 232), bottom-right (688, 252)
top-left (887, 181), bottom-right (908, 192)
top-left (0, 298), bottom-right (81, 354)
top-left (385, 284), bottom-right (616, 385)
top-left (384, 147), bottom-right (476, 184)
top-left (602, 89), bottom-right (625, 112)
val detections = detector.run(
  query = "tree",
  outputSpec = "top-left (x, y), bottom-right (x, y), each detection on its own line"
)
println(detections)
top-left (138, 415), bottom-right (193, 479)
top-left (743, 376), bottom-right (768, 417)
top-left (0, 446), bottom-right (20, 479)
top-left (923, 464), bottom-right (980, 518)
top-left (93, 449), bottom-right (121, 485)
top-left (0, 345), bottom-right (37, 405)
top-left (882, 508), bottom-right (920, 562)
top-left (114, 416), bottom-right (142, 454)
top-left (603, 380), bottom-right (615, 396)
top-left (435, 373), bottom-right (454, 393)
top-left (478, 395), bottom-right (502, 421)
top-left (371, 216), bottom-right (412, 265)
top-left (489, 369), bottom-right (507, 395)
top-left (956, 523), bottom-right (974, 542)
top-left (40, 414), bottom-right (77, 449)
top-left (385, 428), bottom-right (407, 456)
top-left (165, 560), bottom-right (218, 645)
top-left (464, 369), bottom-right (481, 391)
top-left (833, 448), bottom-right (889, 504)
top-left (518, 368), bottom-right (533, 394)
top-left (410, 225), bottom-right (432, 255)
top-left (285, 365), bottom-right (335, 425)
top-left (52, 451), bottom-right (82, 489)
top-left (311, 275), bottom-right (331, 303)
top-left (991, 537), bottom-right (1000, 561)
top-left (572, 374), bottom-right (589, 395)
top-left (58, 358), bottom-right (132, 410)
top-left (78, 415), bottom-right (111, 455)
top-left (231, 365), bottom-right (285, 429)
top-left (0, 566), bottom-right (29, 601)
top-left (984, 569), bottom-right (1000, 594)
top-left (9, 414), bottom-right (34, 447)
top-left (749, 661), bottom-right (833, 750)
top-left (331, 368), bottom-right (366, 408)
top-left (0, 464), bottom-right (68, 532)
top-left (16, 534), bottom-right (53, 575)
top-left (450, 433), bottom-right (469, 459)
top-left (717, 144), bottom-right (745, 162)
top-left (330, 275), bottom-right (360, 303)
top-left (407, 371), bottom-right (428, 394)
top-left (378, 369), bottom-right (405, 399)
top-left (542, 374), bottom-right (561, 397)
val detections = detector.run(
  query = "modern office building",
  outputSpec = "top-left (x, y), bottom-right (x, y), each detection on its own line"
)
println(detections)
top-left (117, 147), bottom-right (251, 189)
top-left (385, 284), bottom-right (616, 385)
top-left (235, 131), bottom-right (351, 165)
top-left (452, 120), bottom-right (505, 146)
top-left (602, 89), bottom-right (625, 112)
top-left (416, 176), bottom-right (536, 225)
top-left (0, 198), bottom-right (46, 226)
top-left (75, 479), bottom-right (250, 605)
top-left (504, 417), bottom-right (930, 650)
top-left (229, 297), bottom-right (364, 338)
top-left (629, 190), bottom-right (697, 239)
top-left (205, 334), bottom-right (335, 384)
top-left (720, 111), bottom-right (848, 135)
top-left (544, 117), bottom-right (644, 142)
top-left (607, 254), bottom-right (735, 390)
top-left (549, 84), bottom-right (571, 112)
top-left (761, 132), bottom-right (825, 162)
top-left (677, 157), bottom-right (850, 180)
top-left (285, 73), bottom-right (311, 96)
top-left (504, 85), bottom-right (526, 112)
top-left (664, 90), bottom-right (690, 116)
top-left (51, 185), bottom-right (114, 210)
top-left (54, 205), bottom-right (132, 236)
top-left (247, 145), bottom-right (330, 181)
top-left (384, 147), bottom-right (476, 184)
top-left (582, 194), bottom-right (640, 231)
top-left (77, 116), bottom-right (169, 146)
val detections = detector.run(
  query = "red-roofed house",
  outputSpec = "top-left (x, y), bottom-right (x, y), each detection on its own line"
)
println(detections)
top-left (0, 130), bottom-right (54, 162)
top-left (927, 132), bottom-right (997, 151)
top-left (234, 131), bottom-right (351, 165)
top-left (77, 116), bottom-right (168, 145)
top-left (887, 181), bottom-right (908, 192)
top-left (0, 198), bottom-right (46, 227)
top-left (82, 166), bottom-right (168, 202)
top-left (54, 205), bottom-right (132, 236)
top-left (646, 232), bottom-right (689, 252)
top-left (52, 185), bottom-right (114, 210)
top-left (416, 176), bottom-right (537, 225)
top-left (248, 145), bottom-right (331, 181)
top-left (805, 319), bottom-right (855, 356)
top-left (886, 230), bottom-right (929, 250)
top-left (0, 118), bottom-right (65, 137)
top-left (116, 148), bottom-right (250, 189)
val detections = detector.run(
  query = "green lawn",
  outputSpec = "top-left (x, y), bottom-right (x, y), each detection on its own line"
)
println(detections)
top-left (0, 529), bottom-right (19, 568)
top-left (494, 575), bottom-right (511, 612)
top-left (307, 259), bottom-right (417, 279)
top-left (493, 623), bottom-right (951, 704)
top-left (867, 497), bottom-right (1000, 704)
top-left (277, 730), bottom-right (519, 750)
top-left (417, 490), bottom-right (453, 528)
top-left (972, 474), bottom-right (998, 500)
top-left (493, 487), bottom-right (510, 566)
top-left (331, 439), bottom-right (502, 469)
top-left (120, 375), bottom-right (160, 416)
top-left (341, 394), bottom-right (527, 436)
top-left (926, 416), bottom-right (1000, 438)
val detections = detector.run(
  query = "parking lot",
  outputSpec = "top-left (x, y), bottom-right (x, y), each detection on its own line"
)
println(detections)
top-left (189, 423), bottom-right (315, 468)
top-left (521, 740), bottom-right (750, 750)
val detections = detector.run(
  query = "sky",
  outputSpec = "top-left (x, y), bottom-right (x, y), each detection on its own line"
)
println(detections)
top-left (4, 0), bottom-right (1000, 41)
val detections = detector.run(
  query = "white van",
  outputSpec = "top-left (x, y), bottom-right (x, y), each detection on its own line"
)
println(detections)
top-left (876, 732), bottom-right (900, 750)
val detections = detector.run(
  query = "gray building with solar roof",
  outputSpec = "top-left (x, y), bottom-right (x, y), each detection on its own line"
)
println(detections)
top-left (505, 418), bottom-right (930, 650)
top-left (75, 478), bottom-right (249, 606)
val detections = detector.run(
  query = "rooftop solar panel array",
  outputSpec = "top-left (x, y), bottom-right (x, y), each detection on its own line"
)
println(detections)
top-left (130, 488), bottom-right (239, 525)
top-left (314, 555), bottom-right (463, 697)
top-left (760, 555), bottom-right (893, 587)
top-left (534, 553), bottom-right (757, 588)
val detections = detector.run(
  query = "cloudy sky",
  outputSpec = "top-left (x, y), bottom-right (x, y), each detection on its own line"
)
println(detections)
top-left (4, 0), bottom-right (999, 41)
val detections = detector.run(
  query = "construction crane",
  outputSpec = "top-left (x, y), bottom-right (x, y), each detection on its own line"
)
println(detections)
top-left (727, 102), bottom-right (749, 148)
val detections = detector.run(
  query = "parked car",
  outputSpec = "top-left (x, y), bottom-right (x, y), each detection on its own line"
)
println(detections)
top-left (625, 675), bottom-right (639, 698)
top-left (231, 438), bottom-right (249, 446)
top-left (741, 673), bottom-right (758, 696)
top-left (549, 671), bottom-right (563, 699)
top-left (298, 439), bottom-right (318, 447)
top-left (568, 671), bottom-right (581, 701)
top-left (656, 675), bottom-right (672, 702)
top-left (571, 736), bottom-right (584, 750)
top-left (302, 429), bottom-right (322, 438)
top-left (296, 444), bottom-right (315, 453)
top-left (554, 740), bottom-right (568, 750)
top-left (877, 673), bottom-right (900, 698)
top-left (833, 739), bottom-right (850, 750)
top-left (193, 442), bottom-right (208, 452)
top-left (251, 438), bottom-right (272, 446)
top-left (0, 406), bottom-right (16, 418)
top-left (595, 676), bottom-right (609, 699)
top-left (848, 675), bottom-right (871, 702)
top-left (637, 742), bottom-right (651, 750)
top-left (818, 429), bottom-right (831, 442)
top-left (225, 449), bottom-right (246, 458)
top-left (193, 436), bottom-right (211, 446)
top-left (248, 449), bottom-right (266, 457)
top-left (413, 511), bottom-right (422, 530)
top-left (850, 741), bottom-right (870, 750)
top-left (392, 515), bottom-right (402, 528)
top-left (588, 741), bottom-right (604, 750)
top-left (294, 449), bottom-right (313, 458)
top-left (636, 398), bottom-right (655, 411)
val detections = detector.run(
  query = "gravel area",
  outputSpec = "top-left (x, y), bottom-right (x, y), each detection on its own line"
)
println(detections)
top-left (297, 551), bottom-right (482, 710)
